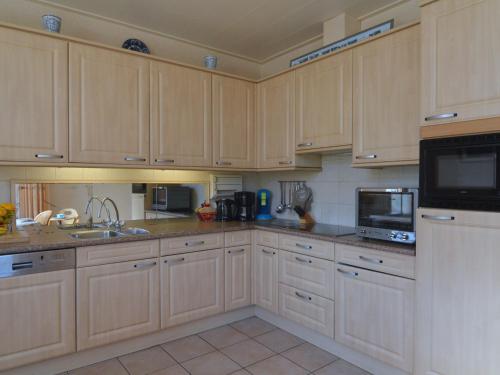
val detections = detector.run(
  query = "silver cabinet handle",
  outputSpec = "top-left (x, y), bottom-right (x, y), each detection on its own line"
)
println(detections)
top-left (262, 249), bottom-right (275, 255)
top-left (337, 268), bottom-right (359, 277)
top-left (279, 161), bottom-right (293, 165)
top-left (155, 159), bottom-right (175, 164)
top-left (295, 243), bottom-right (312, 250)
top-left (424, 113), bottom-right (458, 121)
top-left (124, 156), bottom-right (147, 162)
top-left (295, 291), bottom-right (312, 301)
top-left (185, 240), bottom-right (205, 247)
top-left (35, 153), bottom-right (64, 159)
top-left (297, 142), bottom-right (313, 147)
top-left (359, 255), bottom-right (383, 264)
top-left (164, 257), bottom-right (185, 263)
top-left (355, 154), bottom-right (377, 160)
top-left (421, 214), bottom-right (455, 221)
top-left (295, 256), bottom-right (312, 264)
top-left (216, 160), bottom-right (232, 166)
top-left (133, 261), bottom-right (157, 269)
top-left (228, 248), bottom-right (245, 254)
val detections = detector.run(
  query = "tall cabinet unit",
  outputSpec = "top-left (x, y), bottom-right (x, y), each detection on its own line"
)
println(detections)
top-left (150, 62), bottom-right (212, 167)
top-left (69, 43), bottom-right (149, 165)
top-left (352, 25), bottom-right (420, 166)
top-left (295, 50), bottom-right (353, 153)
top-left (416, 209), bottom-right (500, 375)
top-left (0, 27), bottom-right (68, 163)
top-left (212, 75), bottom-right (256, 168)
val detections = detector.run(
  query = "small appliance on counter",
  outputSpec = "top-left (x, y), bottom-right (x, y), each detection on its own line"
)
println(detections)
top-left (234, 191), bottom-right (255, 221)
top-left (256, 189), bottom-right (273, 220)
top-left (215, 198), bottom-right (235, 221)
top-left (356, 187), bottom-right (417, 244)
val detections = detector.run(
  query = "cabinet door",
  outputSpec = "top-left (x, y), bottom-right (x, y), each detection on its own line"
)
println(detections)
top-left (151, 62), bottom-right (211, 167)
top-left (0, 27), bottom-right (68, 163)
top-left (257, 72), bottom-right (295, 168)
top-left (416, 209), bottom-right (500, 375)
top-left (225, 245), bottom-right (251, 311)
top-left (77, 259), bottom-right (159, 350)
top-left (69, 43), bottom-right (149, 165)
top-left (295, 51), bottom-right (352, 152)
top-left (161, 249), bottom-right (224, 328)
top-left (253, 246), bottom-right (278, 313)
top-left (353, 25), bottom-right (420, 165)
top-left (212, 75), bottom-right (256, 168)
top-left (421, 0), bottom-right (500, 125)
top-left (0, 269), bottom-right (75, 371)
top-left (335, 264), bottom-right (414, 372)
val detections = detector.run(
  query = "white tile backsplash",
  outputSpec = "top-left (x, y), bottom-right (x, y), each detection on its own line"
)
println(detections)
top-left (255, 154), bottom-right (419, 226)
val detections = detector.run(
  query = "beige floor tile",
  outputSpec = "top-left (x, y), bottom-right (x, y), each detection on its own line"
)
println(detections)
top-left (230, 370), bottom-right (251, 375)
top-left (68, 359), bottom-right (128, 375)
top-left (230, 317), bottom-right (276, 337)
top-left (182, 351), bottom-right (241, 375)
top-left (199, 325), bottom-right (248, 349)
top-left (246, 355), bottom-right (308, 375)
top-left (314, 359), bottom-right (371, 375)
top-left (253, 329), bottom-right (304, 353)
top-left (221, 339), bottom-right (275, 367)
top-left (282, 342), bottom-right (338, 371)
top-left (119, 346), bottom-right (177, 375)
top-left (162, 334), bottom-right (215, 362)
top-left (150, 364), bottom-right (190, 375)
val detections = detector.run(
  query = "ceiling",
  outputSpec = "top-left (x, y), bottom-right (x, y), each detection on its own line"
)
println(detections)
top-left (37, 0), bottom-right (396, 61)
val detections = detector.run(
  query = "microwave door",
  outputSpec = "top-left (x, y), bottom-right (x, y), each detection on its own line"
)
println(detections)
top-left (359, 192), bottom-right (414, 232)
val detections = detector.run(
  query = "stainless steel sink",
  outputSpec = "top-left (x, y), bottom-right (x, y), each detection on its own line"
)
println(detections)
top-left (69, 230), bottom-right (126, 240)
top-left (123, 227), bottom-right (150, 235)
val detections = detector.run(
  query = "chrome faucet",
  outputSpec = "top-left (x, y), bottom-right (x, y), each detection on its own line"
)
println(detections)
top-left (98, 197), bottom-right (122, 230)
top-left (84, 196), bottom-right (108, 229)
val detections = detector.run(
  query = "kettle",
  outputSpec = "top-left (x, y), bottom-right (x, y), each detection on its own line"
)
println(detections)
top-left (215, 199), bottom-right (235, 221)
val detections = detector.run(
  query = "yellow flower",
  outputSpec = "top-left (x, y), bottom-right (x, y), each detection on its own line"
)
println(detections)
top-left (0, 203), bottom-right (15, 212)
top-left (0, 207), bottom-right (6, 218)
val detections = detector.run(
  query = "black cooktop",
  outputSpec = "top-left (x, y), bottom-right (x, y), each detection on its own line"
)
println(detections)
top-left (255, 219), bottom-right (355, 237)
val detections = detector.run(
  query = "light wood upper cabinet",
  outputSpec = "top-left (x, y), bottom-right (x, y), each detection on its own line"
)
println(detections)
top-left (212, 75), bottom-right (256, 168)
top-left (151, 62), bottom-right (212, 167)
top-left (69, 43), bottom-right (149, 165)
top-left (335, 264), bottom-right (414, 372)
top-left (0, 269), bottom-right (75, 371)
top-left (295, 50), bottom-right (353, 152)
top-left (253, 245), bottom-right (278, 313)
top-left (353, 25), bottom-right (420, 166)
top-left (0, 27), bottom-right (68, 163)
top-left (225, 245), bottom-right (252, 311)
top-left (416, 208), bottom-right (500, 375)
top-left (421, 0), bottom-right (500, 126)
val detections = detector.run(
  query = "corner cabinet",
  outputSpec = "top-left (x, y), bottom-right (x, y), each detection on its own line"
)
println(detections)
top-left (352, 25), bottom-right (420, 166)
top-left (0, 27), bottom-right (68, 163)
top-left (295, 50), bottom-right (353, 153)
top-left (69, 43), bottom-right (149, 165)
top-left (212, 75), bottom-right (256, 169)
top-left (151, 62), bottom-right (212, 168)
top-left (421, 0), bottom-right (500, 127)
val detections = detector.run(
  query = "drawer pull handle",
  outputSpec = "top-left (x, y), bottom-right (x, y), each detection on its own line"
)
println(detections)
top-left (124, 156), bottom-right (147, 162)
top-left (133, 261), bottom-right (157, 269)
top-left (35, 153), bottom-right (64, 159)
top-left (279, 161), bottom-right (293, 165)
top-left (295, 256), bottom-right (312, 264)
top-left (424, 113), bottom-right (458, 121)
top-left (228, 248), bottom-right (245, 254)
top-left (337, 268), bottom-right (359, 278)
top-left (297, 142), bottom-right (313, 148)
top-left (185, 240), bottom-right (205, 247)
top-left (359, 255), bottom-right (383, 264)
top-left (164, 257), bottom-right (185, 263)
top-left (262, 249), bottom-right (275, 255)
top-left (155, 159), bottom-right (175, 164)
top-left (12, 261), bottom-right (33, 271)
top-left (295, 291), bottom-right (312, 301)
top-left (421, 214), bottom-right (455, 221)
top-left (355, 154), bottom-right (377, 160)
top-left (295, 243), bottom-right (312, 250)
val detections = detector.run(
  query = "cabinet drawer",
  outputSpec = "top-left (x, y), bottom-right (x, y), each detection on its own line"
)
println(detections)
top-left (77, 240), bottom-right (160, 267)
top-left (335, 244), bottom-right (415, 279)
top-left (278, 283), bottom-right (334, 338)
top-left (279, 250), bottom-right (334, 299)
top-left (225, 230), bottom-right (251, 247)
top-left (255, 230), bottom-right (278, 248)
top-left (161, 233), bottom-right (224, 255)
top-left (279, 234), bottom-right (334, 260)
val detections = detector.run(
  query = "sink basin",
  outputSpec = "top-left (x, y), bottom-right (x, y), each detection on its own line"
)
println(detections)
top-left (59, 223), bottom-right (107, 230)
top-left (69, 230), bottom-right (126, 240)
top-left (123, 227), bottom-right (150, 235)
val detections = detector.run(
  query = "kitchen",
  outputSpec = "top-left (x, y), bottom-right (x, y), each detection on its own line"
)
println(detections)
top-left (0, 0), bottom-right (498, 374)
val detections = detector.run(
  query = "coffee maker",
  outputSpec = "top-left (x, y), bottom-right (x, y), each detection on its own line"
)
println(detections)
top-left (215, 198), bottom-right (235, 221)
top-left (234, 191), bottom-right (256, 221)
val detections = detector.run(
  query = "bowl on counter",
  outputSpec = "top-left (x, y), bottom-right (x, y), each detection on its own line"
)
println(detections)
top-left (197, 211), bottom-right (216, 222)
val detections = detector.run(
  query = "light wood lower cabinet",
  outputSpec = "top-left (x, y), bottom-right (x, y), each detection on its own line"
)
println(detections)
top-left (0, 269), bottom-right (75, 371)
top-left (161, 249), bottom-right (224, 328)
top-left (253, 245), bottom-right (278, 313)
top-left (77, 259), bottom-right (159, 350)
top-left (416, 209), bottom-right (500, 375)
top-left (335, 264), bottom-right (414, 372)
top-left (225, 245), bottom-right (251, 311)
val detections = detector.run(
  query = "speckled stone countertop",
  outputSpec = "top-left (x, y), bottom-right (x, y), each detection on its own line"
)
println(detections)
top-left (0, 218), bottom-right (415, 256)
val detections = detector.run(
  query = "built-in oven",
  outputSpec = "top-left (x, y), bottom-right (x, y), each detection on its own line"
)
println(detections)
top-left (356, 188), bottom-right (418, 244)
top-left (420, 133), bottom-right (500, 212)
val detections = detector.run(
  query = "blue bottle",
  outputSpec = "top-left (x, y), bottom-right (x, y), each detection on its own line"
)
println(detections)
top-left (256, 189), bottom-right (273, 220)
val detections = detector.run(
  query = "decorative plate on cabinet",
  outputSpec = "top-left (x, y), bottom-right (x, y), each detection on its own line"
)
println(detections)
top-left (122, 39), bottom-right (150, 54)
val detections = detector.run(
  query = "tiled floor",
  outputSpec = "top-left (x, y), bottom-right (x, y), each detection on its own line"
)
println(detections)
top-left (64, 317), bottom-right (372, 375)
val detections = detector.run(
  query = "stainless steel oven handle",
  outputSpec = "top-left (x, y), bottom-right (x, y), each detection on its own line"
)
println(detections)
top-left (421, 214), bottom-right (455, 221)
top-left (424, 113), bottom-right (458, 121)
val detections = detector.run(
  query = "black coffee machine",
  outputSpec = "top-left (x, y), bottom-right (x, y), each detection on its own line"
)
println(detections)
top-left (215, 198), bottom-right (235, 221)
top-left (234, 191), bottom-right (256, 221)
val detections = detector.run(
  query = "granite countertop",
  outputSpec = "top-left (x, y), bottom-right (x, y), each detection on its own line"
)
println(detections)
top-left (0, 218), bottom-right (415, 256)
